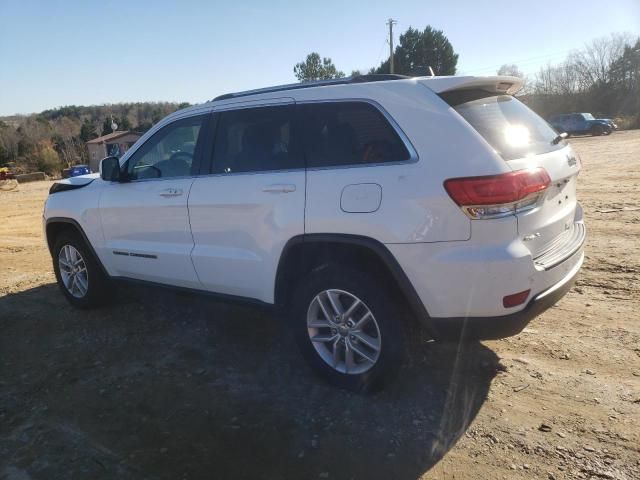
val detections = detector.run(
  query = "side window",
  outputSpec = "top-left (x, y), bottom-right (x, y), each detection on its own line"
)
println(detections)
top-left (127, 115), bottom-right (204, 180)
top-left (300, 101), bottom-right (410, 168)
top-left (212, 105), bottom-right (300, 174)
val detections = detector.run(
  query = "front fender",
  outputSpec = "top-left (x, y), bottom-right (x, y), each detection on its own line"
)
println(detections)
top-left (43, 178), bottom-right (108, 272)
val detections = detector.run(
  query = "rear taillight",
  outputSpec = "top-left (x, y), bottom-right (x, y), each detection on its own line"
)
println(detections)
top-left (444, 167), bottom-right (551, 219)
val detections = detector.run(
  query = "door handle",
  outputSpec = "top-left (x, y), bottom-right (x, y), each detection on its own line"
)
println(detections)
top-left (262, 184), bottom-right (296, 194)
top-left (159, 188), bottom-right (183, 197)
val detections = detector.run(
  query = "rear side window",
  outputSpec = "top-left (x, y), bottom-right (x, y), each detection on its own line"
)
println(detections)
top-left (442, 91), bottom-right (565, 161)
top-left (212, 105), bottom-right (301, 174)
top-left (300, 102), bottom-right (410, 168)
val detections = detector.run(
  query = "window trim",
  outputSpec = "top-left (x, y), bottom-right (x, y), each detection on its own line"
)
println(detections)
top-left (199, 98), bottom-right (418, 178)
top-left (213, 96), bottom-right (295, 113)
top-left (122, 113), bottom-right (210, 183)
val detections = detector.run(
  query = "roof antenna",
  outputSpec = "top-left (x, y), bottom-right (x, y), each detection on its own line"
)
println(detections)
top-left (428, 66), bottom-right (435, 77)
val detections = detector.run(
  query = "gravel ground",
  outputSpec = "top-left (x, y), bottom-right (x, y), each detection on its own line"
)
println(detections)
top-left (1, 131), bottom-right (639, 479)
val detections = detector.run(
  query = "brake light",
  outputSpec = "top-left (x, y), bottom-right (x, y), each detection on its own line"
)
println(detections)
top-left (444, 168), bottom-right (550, 219)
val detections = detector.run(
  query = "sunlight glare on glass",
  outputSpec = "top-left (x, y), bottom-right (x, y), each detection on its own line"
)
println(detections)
top-left (504, 124), bottom-right (530, 147)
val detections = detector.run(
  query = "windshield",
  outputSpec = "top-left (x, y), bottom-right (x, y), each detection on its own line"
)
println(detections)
top-left (583, 113), bottom-right (595, 120)
top-left (444, 92), bottom-right (565, 160)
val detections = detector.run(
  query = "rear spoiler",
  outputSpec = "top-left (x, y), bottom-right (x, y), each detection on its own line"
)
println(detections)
top-left (418, 75), bottom-right (523, 95)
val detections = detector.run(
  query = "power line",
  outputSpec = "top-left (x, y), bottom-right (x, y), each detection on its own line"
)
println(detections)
top-left (373, 33), bottom-right (388, 70)
top-left (461, 48), bottom-right (580, 76)
top-left (465, 54), bottom-right (569, 75)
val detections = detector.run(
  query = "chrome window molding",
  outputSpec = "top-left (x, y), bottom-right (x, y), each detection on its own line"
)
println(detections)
top-left (117, 97), bottom-right (420, 181)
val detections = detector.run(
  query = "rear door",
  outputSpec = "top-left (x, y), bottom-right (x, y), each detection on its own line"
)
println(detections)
top-left (188, 100), bottom-right (305, 302)
top-left (98, 114), bottom-right (207, 288)
top-left (447, 93), bottom-right (582, 262)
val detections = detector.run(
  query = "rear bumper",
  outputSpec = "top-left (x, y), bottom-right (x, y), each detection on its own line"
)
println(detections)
top-left (430, 251), bottom-right (583, 340)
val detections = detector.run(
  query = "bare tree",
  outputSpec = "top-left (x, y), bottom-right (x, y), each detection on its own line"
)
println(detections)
top-left (52, 117), bottom-right (86, 167)
top-left (497, 64), bottom-right (524, 77)
top-left (497, 64), bottom-right (533, 95)
top-left (569, 33), bottom-right (634, 88)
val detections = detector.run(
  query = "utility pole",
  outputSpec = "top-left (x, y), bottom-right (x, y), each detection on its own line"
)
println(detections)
top-left (387, 18), bottom-right (397, 74)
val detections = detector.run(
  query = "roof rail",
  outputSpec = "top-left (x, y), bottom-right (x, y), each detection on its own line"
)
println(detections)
top-left (211, 74), bottom-right (410, 102)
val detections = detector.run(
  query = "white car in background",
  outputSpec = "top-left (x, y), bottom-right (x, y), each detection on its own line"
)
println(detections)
top-left (43, 74), bottom-right (585, 391)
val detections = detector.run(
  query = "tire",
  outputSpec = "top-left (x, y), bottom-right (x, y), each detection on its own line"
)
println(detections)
top-left (288, 264), bottom-right (405, 392)
top-left (52, 230), bottom-right (112, 308)
top-left (591, 125), bottom-right (604, 136)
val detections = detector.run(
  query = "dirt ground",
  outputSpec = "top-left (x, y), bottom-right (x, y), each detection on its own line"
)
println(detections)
top-left (1, 131), bottom-right (638, 480)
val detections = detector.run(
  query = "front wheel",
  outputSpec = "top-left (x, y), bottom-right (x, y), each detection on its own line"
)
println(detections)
top-left (591, 125), bottom-right (604, 136)
top-left (288, 265), bottom-right (405, 392)
top-left (52, 231), bottom-right (112, 308)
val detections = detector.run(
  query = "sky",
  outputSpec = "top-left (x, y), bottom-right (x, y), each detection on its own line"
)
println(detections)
top-left (0, 0), bottom-right (639, 116)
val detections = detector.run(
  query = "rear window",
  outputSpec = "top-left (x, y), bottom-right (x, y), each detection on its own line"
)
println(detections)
top-left (300, 102), bottom-right (411, 168)
top-left (442, 91), bottom-right (565, 160)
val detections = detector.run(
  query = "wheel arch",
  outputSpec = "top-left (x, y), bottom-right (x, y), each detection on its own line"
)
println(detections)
top-left (45, 217), bottom-right (109, 276)
top-left (274, 233), bottom-right (436, 336)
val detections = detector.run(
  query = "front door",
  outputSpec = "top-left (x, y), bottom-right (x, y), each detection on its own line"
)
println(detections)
top-left (188, 102), bottom-right (305, 303)
top-left (98, 114), bottom-right (207, 288)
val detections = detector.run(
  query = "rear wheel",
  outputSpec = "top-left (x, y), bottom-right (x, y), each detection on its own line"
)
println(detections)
top-left (288, 265), bottom-right (405, 392)
top-left (52, 231), bottom-right (112, 308)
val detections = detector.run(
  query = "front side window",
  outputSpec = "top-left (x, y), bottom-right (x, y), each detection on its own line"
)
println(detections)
top-left (127, 115), bottom-right (204, 180)
top-left (300, 101), bottom-right (411, 168)
top-left (212, 105), bottom-right (300, 174)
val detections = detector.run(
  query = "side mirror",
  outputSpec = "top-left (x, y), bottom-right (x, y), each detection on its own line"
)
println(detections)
top-left (100, 156), bottom-right (124, 182)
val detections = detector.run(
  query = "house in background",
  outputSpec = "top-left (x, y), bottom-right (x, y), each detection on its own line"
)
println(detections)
top-left (86, 131), bottom-right (142, 172)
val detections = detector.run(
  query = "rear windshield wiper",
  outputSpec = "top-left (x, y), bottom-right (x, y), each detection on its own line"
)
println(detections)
top-left (551, 132), bottom-right (568, 145)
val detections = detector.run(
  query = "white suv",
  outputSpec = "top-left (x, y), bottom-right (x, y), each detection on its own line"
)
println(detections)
top-left (44, 74), bottom-right (585, 390)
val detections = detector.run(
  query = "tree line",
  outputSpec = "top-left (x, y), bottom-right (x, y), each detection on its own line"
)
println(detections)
top-left (0, 102), bottom-right (188, 175)
top-left (2, 27), bottom-right (638, 177)
top-left (521, 33), bottom-right (640, 127)
top-left (294, 27), bottom-right (639, 128)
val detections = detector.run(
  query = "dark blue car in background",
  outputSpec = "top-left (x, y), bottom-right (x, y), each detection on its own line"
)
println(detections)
top-left (62, 164), bottom-right (91, 178)
top-left (548, 113), bottom-right (616, 136)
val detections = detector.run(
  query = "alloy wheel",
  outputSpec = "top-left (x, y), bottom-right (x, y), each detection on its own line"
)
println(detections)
top-left (306, 289), bottom-right (382, 375)
top-left (58, 244), bottom-right (89, 298)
